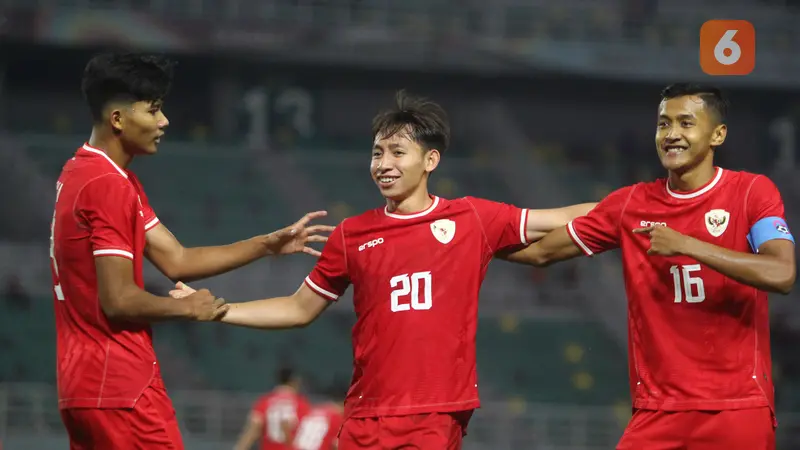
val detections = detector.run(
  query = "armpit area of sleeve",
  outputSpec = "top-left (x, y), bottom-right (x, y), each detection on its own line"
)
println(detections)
top-left (304, 275), bottom-right (341, 301)
top-left (566, 220), bottom-right (596, 256)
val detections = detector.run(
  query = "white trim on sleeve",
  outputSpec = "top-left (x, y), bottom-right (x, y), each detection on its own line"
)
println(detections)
top-left (519, 209), bottom-right (529, 244)
top-left (93, 249), bottom-right (134, 259)
top-left (567, 221), bottom-right (594, 256)
top-left (144, 217), bottom-right (160, 231)
top-left (304, 276), bottom-right (339, 300)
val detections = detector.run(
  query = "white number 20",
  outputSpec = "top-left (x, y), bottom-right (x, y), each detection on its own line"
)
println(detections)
top-left (670, 264), bottom-right (706, 303)
top-left (390, 271), bottom-right (432, 312)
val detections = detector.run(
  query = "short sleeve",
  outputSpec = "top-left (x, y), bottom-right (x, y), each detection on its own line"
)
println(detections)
top-left (305, 224), bottom-right (351, 301)
top-left (251, 396), bottom-right (267, 418)
top-left (745, 175), bottom-right (794, 251)
top-left (465, 197), bottom-right (528, 253)
top-left (746, 176), bottom-right (786, 224)
top-left (77, 174), bottom-right (138, 260)
top-left (129, 173), bottom-right (160, 231)
top-left (567, 186), bottom-right (633, 256)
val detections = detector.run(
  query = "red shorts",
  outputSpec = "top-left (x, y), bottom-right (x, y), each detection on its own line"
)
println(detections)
top-left (60, 384), bottom-right (184, 450)
top-left (617, 407), bottom-right (775, 450)
top-left (338, 411), bottom-right (473, 450)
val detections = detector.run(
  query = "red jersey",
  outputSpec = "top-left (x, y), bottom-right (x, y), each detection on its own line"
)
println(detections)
top-left (305, 196), bottom-right (529, 418)
top-left (50, 143), bottom-right (162, 409)
top-left (292, 404), bottom-right (344, 450)
top-left (252, 388), bottom-right (311, 450)
top-left (567, 168), bottom-right (791, 413)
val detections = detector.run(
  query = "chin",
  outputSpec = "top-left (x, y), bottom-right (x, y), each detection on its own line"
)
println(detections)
top-left (660, 156), bottom-right (693, 172)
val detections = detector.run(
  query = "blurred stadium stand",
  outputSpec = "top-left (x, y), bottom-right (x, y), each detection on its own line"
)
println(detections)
top-left (1, 0), bottom-right (800, 448)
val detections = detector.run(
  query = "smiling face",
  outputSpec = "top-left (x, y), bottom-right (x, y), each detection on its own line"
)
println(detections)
top-left (370, 127), bottom-right (440, 202)
top-left (655, 95), bottom-right (726, 174)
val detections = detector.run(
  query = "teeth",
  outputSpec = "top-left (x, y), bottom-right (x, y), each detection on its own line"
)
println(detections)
top-left (379, 177), bottom-right (398, 183)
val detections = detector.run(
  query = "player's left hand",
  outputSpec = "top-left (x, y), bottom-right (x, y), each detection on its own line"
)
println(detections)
top-left (266, 211), bottom-right (335, 257)
top-left (632, 224), bottom-right (691, 256)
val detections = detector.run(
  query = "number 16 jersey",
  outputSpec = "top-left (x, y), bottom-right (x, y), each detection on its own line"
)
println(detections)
top-left (567, 168), bottom-right (794, 414)
top-left (305, 196), bottom-right (528, 418)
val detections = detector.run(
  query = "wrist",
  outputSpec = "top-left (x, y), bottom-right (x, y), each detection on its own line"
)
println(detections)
top-left (257, 234), bottom-right (277, 256)
top-left (175, 297), bottom-right (196, 320)
top-left (679, 236), bottom-right (701, 257)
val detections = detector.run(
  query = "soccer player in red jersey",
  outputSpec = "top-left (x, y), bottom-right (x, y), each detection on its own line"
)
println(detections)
top-left (292, 400), bottom-right (345, 450)
top-left (502, 83), bottom-right (796, 449)
top-left (234, 368), bottom-right (311, 450)
top-left (170, 91), bottom-right (596, 449)
top-left (51, 53), bottom-right (332, 450)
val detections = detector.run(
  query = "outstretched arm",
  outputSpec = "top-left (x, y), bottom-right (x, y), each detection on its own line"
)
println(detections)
top-left (525, 203), bottom-right (597, 242)
top-left (146, 211), bottom-right (334, 282)
top-left (171, 282), bottom-right (330, 329)
top-left (499, 226), bottom-right (584, 267)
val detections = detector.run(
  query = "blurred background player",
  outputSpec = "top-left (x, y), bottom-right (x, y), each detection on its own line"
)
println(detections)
top-left (52, 52), bottom-right (332, 450)
top-left (503, 83), bottom-right (796, 449)
top-left (292, 399), bottom-right (344, 450)
top-left (169, 91), bottom-right (596, 449)
top-left (234, 367), bottom-right (311, 450)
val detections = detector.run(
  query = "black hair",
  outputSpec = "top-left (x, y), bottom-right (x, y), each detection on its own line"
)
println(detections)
top-left (81, 52), bottom-right (175, 123)
top-left (276, 366), bottom-right (296, 385)
top-left (660, 83), bottom-right (729, 124)
top-left (372, 90), bottom-right (450, 153)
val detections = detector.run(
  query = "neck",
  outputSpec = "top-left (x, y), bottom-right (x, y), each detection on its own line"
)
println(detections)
top-left (385, 188), bottom-right (432, 214)
top-left (277, 384), bottom-right (297, 392)
top-left (668, 161), bottom-right (716, 192)
top-left (88, 128), bottom-right (132, 170)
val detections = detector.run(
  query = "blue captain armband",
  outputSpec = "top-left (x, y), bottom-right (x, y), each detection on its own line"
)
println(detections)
top-left (747, 217), bottom-right (795, 253)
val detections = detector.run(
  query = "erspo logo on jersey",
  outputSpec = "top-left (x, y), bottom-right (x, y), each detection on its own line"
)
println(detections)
top-left (700, 20), bottom-right (755, 76)
top-left (359, 238), bottom-right (384, 252)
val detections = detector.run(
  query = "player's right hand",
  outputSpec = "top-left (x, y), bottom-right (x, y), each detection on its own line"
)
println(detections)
top-left (175, 283), bottom-right (229, 321)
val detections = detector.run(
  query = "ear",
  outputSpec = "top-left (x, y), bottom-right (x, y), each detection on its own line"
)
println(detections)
top-left (109, 107), bottom-right (124, 133)
top-left (710, 123), bottom-right (727, 147)
top-left (425, 149), bottom-right (441, 173)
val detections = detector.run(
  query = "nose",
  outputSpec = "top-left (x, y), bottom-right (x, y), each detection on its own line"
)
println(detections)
top-left (664, 126), bottom-right (681, 141)
top-left (375, 154), bottom-right (393, 172)
top-left (158, 112), bottom-right (170, 129)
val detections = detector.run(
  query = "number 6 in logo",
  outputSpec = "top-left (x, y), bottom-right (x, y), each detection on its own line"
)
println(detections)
top-left (700, 20), bottom-right (755, 76)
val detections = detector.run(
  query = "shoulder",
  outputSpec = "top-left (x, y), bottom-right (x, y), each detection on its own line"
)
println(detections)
top-left (340, 209), bottom-right (383, 233)
top-left (599, 183), bottom-right (641, 206)
top-left (75, 172), bottom-right (135, 201)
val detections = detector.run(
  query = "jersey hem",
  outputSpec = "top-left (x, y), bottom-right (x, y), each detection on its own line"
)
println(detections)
top-left (58, 397), bottom-right (139, 409)
top-left (345, 399), bottom-right (480, 418)
top-left (633, 396), bottom-right (769, 411)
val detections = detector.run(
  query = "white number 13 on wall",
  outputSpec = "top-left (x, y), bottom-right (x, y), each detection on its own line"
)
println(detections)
top-left (390, 271), bottom-right (432, 312)
top-left (670, 264), bottom-right (706, 303)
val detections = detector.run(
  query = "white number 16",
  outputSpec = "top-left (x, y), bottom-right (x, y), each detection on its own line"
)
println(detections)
top-left (670, 264), bottom-right (706, 303)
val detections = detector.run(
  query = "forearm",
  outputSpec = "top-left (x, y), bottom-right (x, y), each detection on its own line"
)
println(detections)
top-left (102, 286), bottom-right (192, 322)
top-left (526, 203), bottom-right (597, 241)
top-left (500, 226), bottom-right (583, 267)
top-left (174, 235), bottom-right (272, 282)
top-left (221, 296), bottom-right (313, 329)
top-left (682, 238), bottom-right (794, 294)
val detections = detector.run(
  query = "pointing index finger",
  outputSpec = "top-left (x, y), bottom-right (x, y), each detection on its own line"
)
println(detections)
top-left (632, 226), bottom-right (655, 234)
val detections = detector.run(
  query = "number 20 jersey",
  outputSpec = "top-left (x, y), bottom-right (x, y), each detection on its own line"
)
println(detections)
top-left (568, 168), bottom-right (793, 413)
top-left (305, 196), bottom-right (528, 418)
